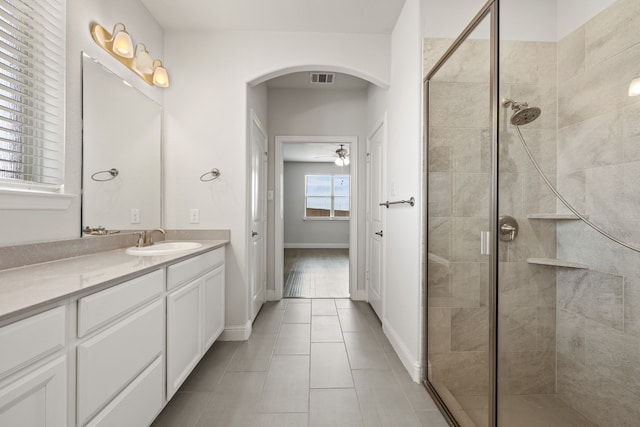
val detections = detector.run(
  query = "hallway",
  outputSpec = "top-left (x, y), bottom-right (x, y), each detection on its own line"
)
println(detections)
top-left (284, 249), bottom-right (349, 298)
top-left (152, 298), bottom-right (447, 426)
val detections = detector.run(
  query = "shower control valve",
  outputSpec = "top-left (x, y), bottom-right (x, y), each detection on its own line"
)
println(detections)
top-left (499, 216), bottom-right (518, 242)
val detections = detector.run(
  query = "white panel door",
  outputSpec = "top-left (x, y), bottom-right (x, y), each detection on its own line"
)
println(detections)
top-left (249, 112), bottom-right (267, 321)
top-left (367, 122), bottom-right (385, 319)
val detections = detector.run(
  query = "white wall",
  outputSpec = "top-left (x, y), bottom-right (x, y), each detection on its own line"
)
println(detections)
top-left (267, 87), bottom-right (368, 292)
top-left (557, 0), bottom-right (618, 39)
top-left (283, 162), bottom-right (350, 247)
top-left (423, 0), bottom-right (619, 42)
top-left (0, 0), bottom-right (164, 246)
top-left (163, 30), bottom-right (390, 335)
top-left (422, 0), bottom-right (488, 39)
top-left (423, 0), bottom-right (557, 42)
top-left (385, 0), bottom-right (424, 381)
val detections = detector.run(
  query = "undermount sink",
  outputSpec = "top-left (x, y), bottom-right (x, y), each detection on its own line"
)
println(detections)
top-left (125, 241), bottom-right (203, 256)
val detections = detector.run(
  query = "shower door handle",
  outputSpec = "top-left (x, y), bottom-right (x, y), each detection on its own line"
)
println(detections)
top-left (480, 231), bottom-right (491, 255)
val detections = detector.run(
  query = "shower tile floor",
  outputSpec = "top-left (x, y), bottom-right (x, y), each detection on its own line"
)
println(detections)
top-left (151, 299), bottom-right (447, 427)
top-left (284, 249), bottom-right (349, 298)
top-left (450, 393), bottom-right (596, 427)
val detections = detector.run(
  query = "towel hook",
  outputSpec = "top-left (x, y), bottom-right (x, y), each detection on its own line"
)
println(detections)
top-left (200, 168), bottom-right (221, 182)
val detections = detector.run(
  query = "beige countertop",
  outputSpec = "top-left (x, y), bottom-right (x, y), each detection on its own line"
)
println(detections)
top-left (0, 240), bottom-right (228, 323)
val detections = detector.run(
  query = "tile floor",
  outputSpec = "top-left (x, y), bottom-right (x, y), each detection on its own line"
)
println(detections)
top-left (284, 249), bottom-right (349, 298)
top-left (152, 298), bottom-right (449, 427)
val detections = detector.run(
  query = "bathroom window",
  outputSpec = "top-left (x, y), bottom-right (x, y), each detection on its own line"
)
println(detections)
top-left (305, 175), bottom-right (350, 219)
top-left (0, 0), bottom-right (66, 192)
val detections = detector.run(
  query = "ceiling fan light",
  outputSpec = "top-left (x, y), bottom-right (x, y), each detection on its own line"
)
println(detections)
top-left (334, 157), bottom-right (343, 166)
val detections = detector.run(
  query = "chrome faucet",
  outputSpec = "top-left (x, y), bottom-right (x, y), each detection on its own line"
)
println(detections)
top-left (143, 228), bottom-right (166, 246)
top-left (134, 228), bottom-right (166, 247)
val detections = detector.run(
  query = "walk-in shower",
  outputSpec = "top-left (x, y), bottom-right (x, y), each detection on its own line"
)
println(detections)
top-left (424, 0), bottom-right (640, 426)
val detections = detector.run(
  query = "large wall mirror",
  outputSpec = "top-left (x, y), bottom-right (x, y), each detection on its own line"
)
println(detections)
top-left (82, 53), bottom-right (162, 233)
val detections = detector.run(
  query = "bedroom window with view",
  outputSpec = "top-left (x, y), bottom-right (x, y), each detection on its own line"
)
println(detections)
top-left (305, 174), bottom-right (350, 219)
top-left (0, 0), bottom-right (66, 191)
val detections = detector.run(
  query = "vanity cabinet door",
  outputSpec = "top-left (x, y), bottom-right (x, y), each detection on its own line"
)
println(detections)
top-left (77, 299), bottom-right (163, 425)
top-left (0, 356), bottom-right (66, 427)
top-left (166, 278), bottom-right (202, 399)
top-left (202, 264), bottom-right (225, 351)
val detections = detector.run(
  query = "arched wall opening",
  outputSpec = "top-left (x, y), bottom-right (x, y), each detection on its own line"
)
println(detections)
top-left (247, 66), bottom-right (388, 303)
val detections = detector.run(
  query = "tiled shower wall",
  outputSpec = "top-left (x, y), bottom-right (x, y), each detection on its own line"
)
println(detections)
top-left (425, 33), bottom-right (558, 401)
top-left (555, 0), bottom-right (640, 425)
top-left (498, 39), bottom-right (558, 396)
top-left (426, 36), bottom-right (491, 399)
top-left (426, 0), bottom-right (640, 425)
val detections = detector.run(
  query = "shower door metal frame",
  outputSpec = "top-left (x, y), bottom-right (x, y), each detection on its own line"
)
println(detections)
top-left (422, 0), bottom-right (499, 426)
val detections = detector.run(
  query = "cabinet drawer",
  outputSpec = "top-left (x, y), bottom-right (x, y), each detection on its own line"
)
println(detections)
top-left (167, 248), bottom-right (224, 290)
top-left (77, 300), bottom-right (162, 425)
top-left (86, 356), bottom-right (163, 427)
top-left (0, 306), bottom-right (65, 380)
top-left (78, 269), bottom-right (163, 337)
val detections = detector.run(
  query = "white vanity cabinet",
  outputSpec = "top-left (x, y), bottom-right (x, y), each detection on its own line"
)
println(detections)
top-left (166, 248), bottom-right (225, 398)
top-left (0, 306), bottom-right (67, 427)
top-left (0, 242), bottom-right (227, 427)
top-left (76, 270), bottom-right (164, 427)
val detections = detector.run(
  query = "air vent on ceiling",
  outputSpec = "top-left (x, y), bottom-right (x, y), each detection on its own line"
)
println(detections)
top-left (310, 72), bottom-right (335, 84)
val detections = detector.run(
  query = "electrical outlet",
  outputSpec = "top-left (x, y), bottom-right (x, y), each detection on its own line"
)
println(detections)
top-left (189, 209), bottom-right (200, 224)
top-left (130, 208), bottom-right (140, 224)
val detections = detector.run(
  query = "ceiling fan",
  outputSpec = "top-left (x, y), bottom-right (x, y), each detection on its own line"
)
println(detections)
top-left (314, 144), bottom-right (350, 166)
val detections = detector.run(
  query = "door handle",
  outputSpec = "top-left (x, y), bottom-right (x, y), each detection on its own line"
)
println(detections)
top-left (375, 230), bottom-right (383, 237)
top-left (252, 230), bottom-right (258, 237)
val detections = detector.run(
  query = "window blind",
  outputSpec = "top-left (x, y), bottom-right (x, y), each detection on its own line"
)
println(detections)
top-left (0, 0), bottom-right (65, 189)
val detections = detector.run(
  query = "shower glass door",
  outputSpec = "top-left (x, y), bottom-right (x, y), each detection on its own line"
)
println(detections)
top-left (425, 12), bottom-right (493, 427)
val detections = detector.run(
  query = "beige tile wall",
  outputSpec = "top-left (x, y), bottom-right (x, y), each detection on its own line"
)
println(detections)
top-left (555, 0), bottom-right (640, 425)
top-left (426, 32), bottom-right (559, 408)
top-left (426, 36), bottom-right (492, 401)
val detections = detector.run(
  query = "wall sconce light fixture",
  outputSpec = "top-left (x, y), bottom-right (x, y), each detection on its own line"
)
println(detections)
top-left (91, 22), bottom-right (169, 88)
top-left (629, 72), bottom-right (640, 97)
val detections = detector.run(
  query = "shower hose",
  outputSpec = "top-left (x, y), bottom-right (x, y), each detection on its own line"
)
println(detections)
top-left (514, 125), bottom-right (640, 254)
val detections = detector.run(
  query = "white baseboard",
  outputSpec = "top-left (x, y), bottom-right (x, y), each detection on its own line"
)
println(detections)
top-left (284, 243), bottom-right (349, 249)
top-left (352, 289), bottom-right (368, 301)
top-left (383, 321), bottom-right (422, 383)
top-left (219, 320), bottom-right (252, 341)
top-left (267, 290), bottom-right (277, 301)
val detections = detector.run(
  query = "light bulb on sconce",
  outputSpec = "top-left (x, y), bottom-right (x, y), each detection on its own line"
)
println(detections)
top-left (110, 23), bottom-right (133, 58)
top-left (629, 73), bottom-right (640, 97)
top-left (90, 22), bottom-right (169, 88)
top-left (152, 60), bottom-right (169, 87)
top-left (134, 44), bottom-right (154, 74)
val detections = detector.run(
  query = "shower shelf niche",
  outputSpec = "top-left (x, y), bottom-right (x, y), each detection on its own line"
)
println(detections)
top-left (527, 258), bottom-right (590, 269)
top-left (527, 213), bottom-right (588, 220)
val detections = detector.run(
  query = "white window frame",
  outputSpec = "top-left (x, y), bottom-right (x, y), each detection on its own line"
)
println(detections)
top-left (304, 174), bottom-right (350, 220)
top-left (0, 0), bottom-right (74, 210)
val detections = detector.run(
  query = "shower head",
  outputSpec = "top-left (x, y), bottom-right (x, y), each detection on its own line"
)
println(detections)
top-left (502, 98), bottom-right (541, 126)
